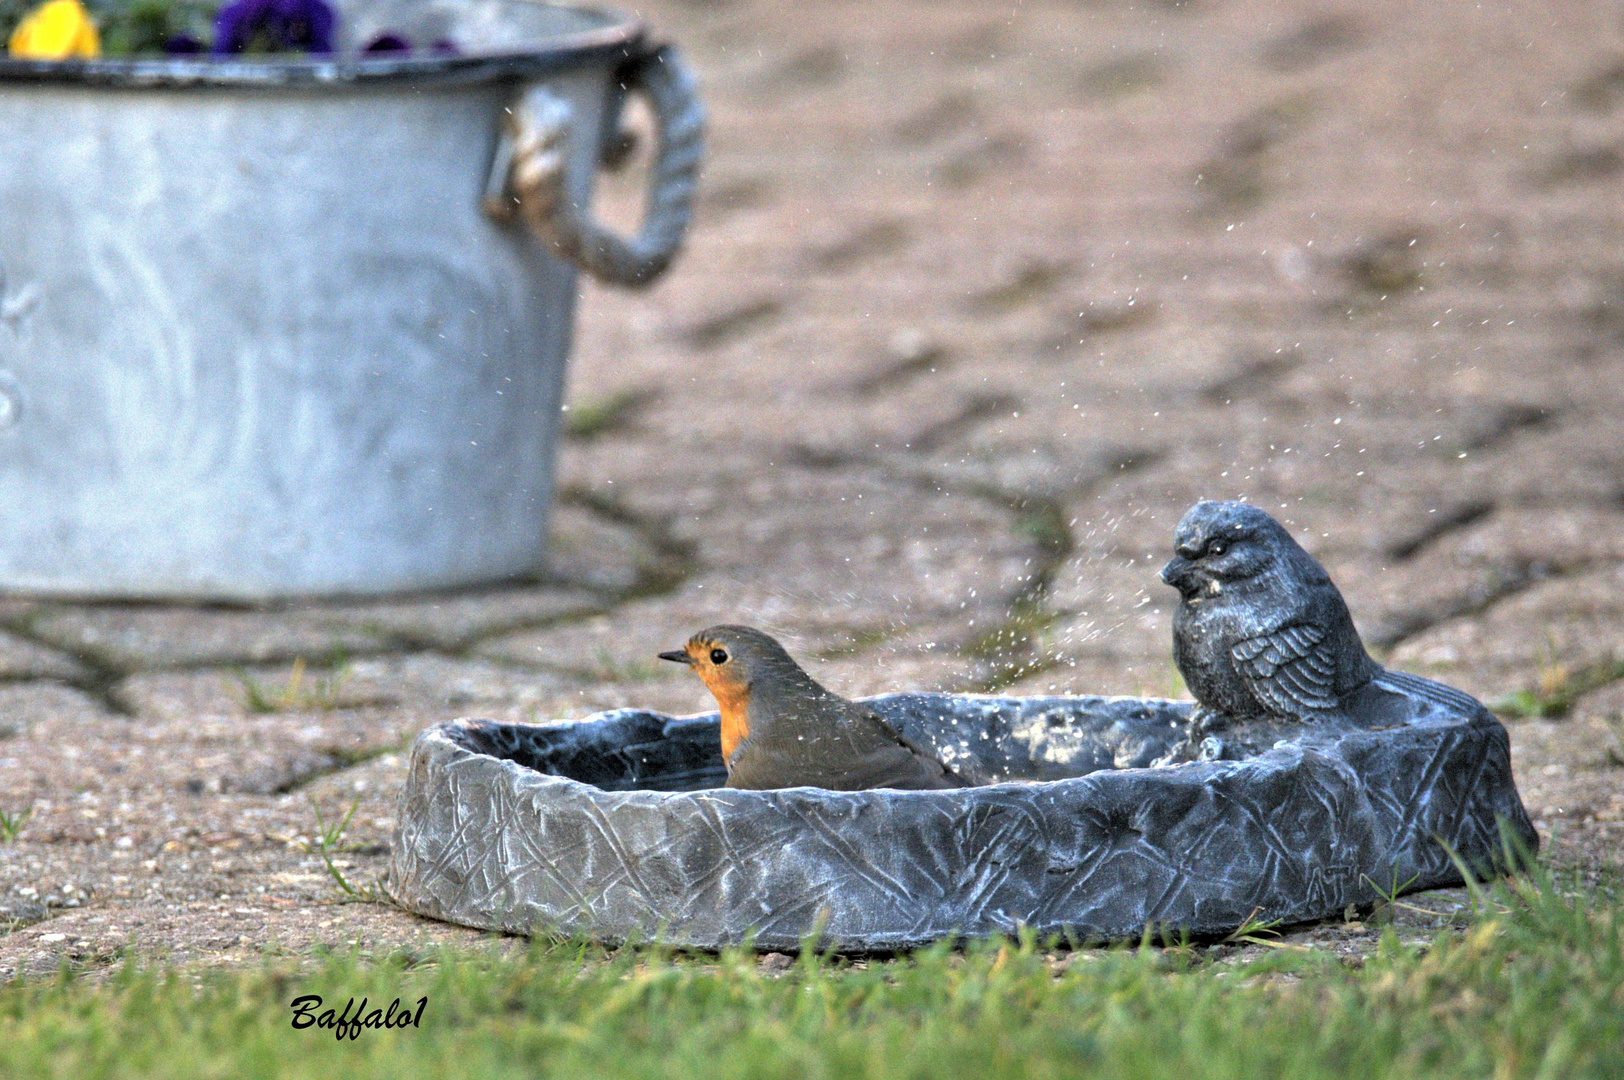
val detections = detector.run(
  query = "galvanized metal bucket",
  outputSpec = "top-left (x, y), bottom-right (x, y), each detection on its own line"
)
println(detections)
top-left (0, 0), bottom-right (702, 600)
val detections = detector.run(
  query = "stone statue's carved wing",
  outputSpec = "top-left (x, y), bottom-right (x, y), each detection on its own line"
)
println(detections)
top-left (1231, 622), bottom-right (1340, 718)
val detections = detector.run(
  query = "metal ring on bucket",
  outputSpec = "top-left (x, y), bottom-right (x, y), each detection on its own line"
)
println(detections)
top-left (495, 44), bottom-right (704, 288)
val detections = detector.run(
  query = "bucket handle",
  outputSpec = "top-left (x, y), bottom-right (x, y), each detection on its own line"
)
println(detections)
top-left (484, 44), bottom-right (704, 288)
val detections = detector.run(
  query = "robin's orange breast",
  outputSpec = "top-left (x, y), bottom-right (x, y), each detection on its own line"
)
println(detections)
top-left (709, 682), bottom-right (751, 763)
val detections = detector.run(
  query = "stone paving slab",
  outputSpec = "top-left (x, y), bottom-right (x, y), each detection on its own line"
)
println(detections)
top-left (4, 0), bottom-right (1624, 975)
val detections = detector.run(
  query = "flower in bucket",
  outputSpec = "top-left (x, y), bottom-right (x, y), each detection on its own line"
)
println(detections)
top-left (211, 0), bottom-right (332, 55)
top-left (3, 0), bottom-right (446, 58)
top-left (96, 0), bottom-right (215, 57)
top-left (7, 0), bottom-right (100, 58)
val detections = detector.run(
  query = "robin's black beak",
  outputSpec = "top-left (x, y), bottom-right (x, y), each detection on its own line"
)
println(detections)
top-left (658, 649), bottom-right (692, 665)
top-left (1160, 556), bottom-right (1195, 591)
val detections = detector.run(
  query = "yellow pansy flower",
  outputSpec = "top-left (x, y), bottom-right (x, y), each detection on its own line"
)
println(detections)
top-left (8, 0), bottom-right (102, 59)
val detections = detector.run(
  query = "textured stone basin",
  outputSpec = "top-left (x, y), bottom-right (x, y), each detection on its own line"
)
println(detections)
top-left (386, 676), bottom-right (1535, 950)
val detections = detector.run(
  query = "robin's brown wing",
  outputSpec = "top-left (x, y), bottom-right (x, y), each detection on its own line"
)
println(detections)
top-left (837, 705), bottom-right (970, 789)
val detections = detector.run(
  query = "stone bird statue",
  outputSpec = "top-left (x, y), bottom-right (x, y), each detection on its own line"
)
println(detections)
top-left (659, 625), bottom-right (968, 790)
top-left (1160, 500), bottom-right (1383, 735)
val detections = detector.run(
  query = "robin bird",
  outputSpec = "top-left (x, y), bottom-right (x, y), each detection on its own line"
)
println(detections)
top-left (1160, 500), bottom-right (1382, 735)
top-left (658, 625), bottom-right (969, 791)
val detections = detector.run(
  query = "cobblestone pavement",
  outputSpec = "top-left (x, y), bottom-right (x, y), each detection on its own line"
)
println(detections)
top-left (4, 0), bottom-right (1624, 976)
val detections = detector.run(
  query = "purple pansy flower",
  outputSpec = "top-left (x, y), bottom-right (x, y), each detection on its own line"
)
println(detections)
top-left (163, 34), bottom-right (205, 54)
top-left (362, 32), bottom-right (410, 54)
top-left (212, 0), bottom-right (335, 55)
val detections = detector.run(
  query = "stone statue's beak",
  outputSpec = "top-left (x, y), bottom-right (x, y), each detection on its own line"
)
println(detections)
top-left (1160, 556), bottom-right (1195, 590)
top-left (658, 649), bottom-right (692, 665)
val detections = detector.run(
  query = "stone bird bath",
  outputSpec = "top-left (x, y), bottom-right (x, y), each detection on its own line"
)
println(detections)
top-left (387, 676), bottom-right (1535, 950)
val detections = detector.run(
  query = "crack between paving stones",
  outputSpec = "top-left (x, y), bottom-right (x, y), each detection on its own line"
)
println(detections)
top-left (0, 610), bottom-right (138, 716)
top-left (0, 907), bottom-right (61, 939)
top-left (1462, 403), bottom-right (1558, 452)
top-left (1386, 499), bottom-right (1496, 561)
top-left (1197, 349), bottom-right (1305, 406)
top-left (336, 601), bottom-right (610, 659)
top-left (1365, 557), bottom-right (1602, 654)
top-left (904, 393), bottom-right (1022, 454)
top-left (552, 484), bottom-right (699, 604)
top-left (262, 738), bottom-right (416, 796)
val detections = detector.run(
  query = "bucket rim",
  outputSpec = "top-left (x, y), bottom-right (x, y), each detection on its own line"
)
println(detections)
top-left (0, 4), bottom-right (643, 89)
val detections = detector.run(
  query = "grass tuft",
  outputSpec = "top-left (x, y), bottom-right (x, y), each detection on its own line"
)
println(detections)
top-left (0, 806), bottom-right (30, 843)
top-left (1222, 907), bottom-right (1284, 947)
top-left (562, 390), bottom-right (659, 442)
top-left (1491, 654), bottom-right (1624, 719)
top-left (303, 794), bottom-right (386, 903)
top-left (233, 658), bottom-right (352, 714)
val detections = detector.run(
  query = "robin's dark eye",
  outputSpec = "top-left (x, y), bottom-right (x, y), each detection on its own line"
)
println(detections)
top-left (1208, 541), bottom-right (1227, 557)
top-left (710, 648), bottom-right (729, 665)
